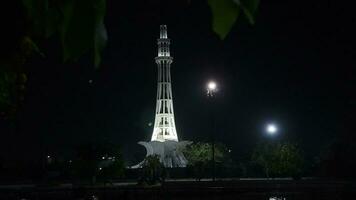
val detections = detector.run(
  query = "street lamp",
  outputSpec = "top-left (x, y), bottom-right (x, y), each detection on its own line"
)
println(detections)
top-left (207, 81), bottom-right (217, 97)
top-left (266, 123), bottom-right (278, 135)
top-left (206, 81), bottom-right (217, 181)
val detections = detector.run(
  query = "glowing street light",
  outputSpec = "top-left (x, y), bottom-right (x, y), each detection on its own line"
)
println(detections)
top-left (207, 81), bottom-right (217, 97)
top-left (208, 81), bottom-right (216, 90)
top-left (266, 123), bottom-right (278, 135)
top-left (206, 80), bottom-right (218, 181)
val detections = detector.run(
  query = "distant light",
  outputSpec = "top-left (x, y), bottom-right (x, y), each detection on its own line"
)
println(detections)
top-left (89, 79), bottom-right (93, 84)
top-left (228, 149), bottom-right (232, 153)
top-left (102, 156), bottom-right (105, 160)
top-left (47, 155), bottom-right (51, 158)
top-left (208, 81), bottom-right (217, 90)
top-left (207, 81), bottom-right (218, 97)
top-left (69, 160), bottom-right (72, 163)
top-left (266, 124), bottom-right (278, 135)
top-left (99, 167), bottom-right (102, 171)
top-left (269, 197), bottom-right (286, 200)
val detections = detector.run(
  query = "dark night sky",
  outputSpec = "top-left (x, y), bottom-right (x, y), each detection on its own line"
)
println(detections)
top-left (1, 0), bottom-right (355, 164)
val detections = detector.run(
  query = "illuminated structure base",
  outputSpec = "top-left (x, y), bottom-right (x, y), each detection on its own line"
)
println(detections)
top-left (132, 140), bottom-right (191, 168)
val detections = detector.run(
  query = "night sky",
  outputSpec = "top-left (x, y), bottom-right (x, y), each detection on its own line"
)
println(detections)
top-left (1, 0), bottom-right (355, 164)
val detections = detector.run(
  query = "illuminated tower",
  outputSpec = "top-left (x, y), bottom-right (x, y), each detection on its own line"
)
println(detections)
top-left (151, 25), bottom-right (178, 142)
top-left (133, 25), bottom-right (190, 168)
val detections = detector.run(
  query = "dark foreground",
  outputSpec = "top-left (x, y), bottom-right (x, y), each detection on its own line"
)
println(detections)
top-left (1, 179), bottom-right (355, 200)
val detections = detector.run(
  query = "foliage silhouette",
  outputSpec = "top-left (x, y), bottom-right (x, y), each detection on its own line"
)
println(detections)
top-left (183, 142), bottom-right (229, 180)
top-left (251, 142), bottom-right (304, 178)
top-left (139, 155), bottom-right (166, 185)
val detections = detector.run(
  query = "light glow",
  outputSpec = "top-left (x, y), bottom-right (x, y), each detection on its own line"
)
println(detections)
top-left (208, 81), bottom-right (217, 90)
top-left (207, 81), bottom-right (218, 97)
top-left (266, 124), bottom-right (278, 134)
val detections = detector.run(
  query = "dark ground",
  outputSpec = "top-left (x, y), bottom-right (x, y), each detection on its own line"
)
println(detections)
top-left (1, 179), bottom-right (356, 200)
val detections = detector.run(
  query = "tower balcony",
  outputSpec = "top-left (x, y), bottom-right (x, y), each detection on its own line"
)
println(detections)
top-left (155, 56), bottom-right (173, 61)
top-left (155, 57), bottom-right (173, 64)
top-left (157, 38), bottom-right (171, 43)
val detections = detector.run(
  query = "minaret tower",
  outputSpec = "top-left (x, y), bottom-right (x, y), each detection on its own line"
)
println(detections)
top-left (151, 25), bottom-right (178, 142)
top-left (133, 25), bottom-right (190, 168)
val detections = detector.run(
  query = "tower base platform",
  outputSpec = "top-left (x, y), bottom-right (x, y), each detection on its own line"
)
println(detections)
top-left (132, 140), bottom-right (191, 168)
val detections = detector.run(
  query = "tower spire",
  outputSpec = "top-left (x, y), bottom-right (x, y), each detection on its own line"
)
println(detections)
top-left (160, 25), bottom-right (168, 39)
top-left (151, 25), bottom-right (178, 142)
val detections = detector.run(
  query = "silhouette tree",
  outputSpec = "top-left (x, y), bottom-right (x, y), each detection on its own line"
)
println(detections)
top-left (183, 142), bottom-right (229, 180)
top-left (251, 142), bottom-right (304, 178)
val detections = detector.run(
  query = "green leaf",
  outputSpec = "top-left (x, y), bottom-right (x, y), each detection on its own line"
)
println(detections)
top-left (58, 0), bottom-right (107, 67)
top-left (94, 22), bottom-right (107, 68)
top-left (59, 0), bottom-right (95, 62)
top-left (22, 0), bottom-right (107, 67)
top-left (208, 0), bottom-right (240, 40)
top-left (22, 0), bottom-right (49, 36)
top-left (0, 71), bottom-right (16, 107)
top-left (58, 0), bottom-right (75, 62)
top-left (93, 0), bottom-right (107, 68)
top-left (45, 6), bottom-right (61, 38)
top-left (23, 36), bottom-right (44, 57)
top-left (238, 0), bottom-right (260, 25)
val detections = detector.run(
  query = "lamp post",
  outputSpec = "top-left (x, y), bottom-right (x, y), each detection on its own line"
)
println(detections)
top-left (206, 81), bottom-right (217, 181)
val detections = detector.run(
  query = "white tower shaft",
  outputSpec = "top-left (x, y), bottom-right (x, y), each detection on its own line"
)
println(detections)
top-left (151, 25), bottom-right (178, 142)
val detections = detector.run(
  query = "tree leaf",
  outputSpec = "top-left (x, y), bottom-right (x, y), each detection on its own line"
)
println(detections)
top-left (94, 22), bottom-right (107, 68)
top-left (58, 0), bottom-right (74, 62)
top-left (58, 0), bottom-right (107, 67)
top-left (93, 0), bottom-right (107, 68)
top-left (22, 36), bottom-right (44, 57)
top-left (59, 0), bottom-right (95, 63)
top-left (45, 5), bottom-right (61, 38)
top-left (208, 0), bottom-right (240, 40)
top-left (237, 0), bottom-right (260, 25)
top-left (22, 0), bottom-right (48, 36)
